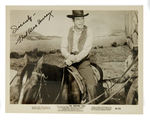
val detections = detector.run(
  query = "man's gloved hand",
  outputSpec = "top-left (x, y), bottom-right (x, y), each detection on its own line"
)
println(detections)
top-left (65, 59), bottom-right (72, 66)
top-left (65, 54), bottom-right (81, 66)
top-left (68, 55), bottom-right (76, 62)
top-left (74, 55), bottom-right (81, 63)
top-left (69, 55), bottom-right (81, 63)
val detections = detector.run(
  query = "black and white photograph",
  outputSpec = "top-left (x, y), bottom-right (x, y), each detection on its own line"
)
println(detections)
top-left (6, 6), bottom-right (143, 113)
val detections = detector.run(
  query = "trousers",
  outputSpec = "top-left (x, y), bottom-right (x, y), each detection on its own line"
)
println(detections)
top-left (73, 59), bottom-right (97, 102)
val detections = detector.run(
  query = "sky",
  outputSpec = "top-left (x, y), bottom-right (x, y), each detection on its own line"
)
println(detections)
top-left (10, 10), bottom-right (129, 37)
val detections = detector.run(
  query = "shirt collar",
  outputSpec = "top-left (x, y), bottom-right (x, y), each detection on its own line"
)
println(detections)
top-left (72, 25), bottom-right (85, 33)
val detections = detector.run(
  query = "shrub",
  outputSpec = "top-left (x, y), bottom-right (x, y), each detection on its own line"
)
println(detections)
top-left (111, 42), bottom-right (118, 47)
top-left (94, 46), bottom-right (97, 49)
top-left (37, 51), bottom-right (47, 57)
top-left (99, 45), bottom-right (103, 48)
top-left (10, 52), bottom-right (20, 59)
top-left (124, 42), bottom-right (127, 45)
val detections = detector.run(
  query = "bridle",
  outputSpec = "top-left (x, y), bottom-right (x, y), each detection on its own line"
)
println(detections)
top-left (32, 71), bottom-right (48, 80)
top-left (29, 70), bottom-right (48, 103)
top-left (31, 68), bottom-right (65, 104)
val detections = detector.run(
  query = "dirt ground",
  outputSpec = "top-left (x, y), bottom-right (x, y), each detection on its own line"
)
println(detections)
top-left (92, 45), bottom-right (132, 79)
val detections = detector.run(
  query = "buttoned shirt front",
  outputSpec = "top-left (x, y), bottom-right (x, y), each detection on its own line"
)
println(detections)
top-left (72, 29), bottom-right (82, 53)
top-left (61, 26), bottom-right (93, 62)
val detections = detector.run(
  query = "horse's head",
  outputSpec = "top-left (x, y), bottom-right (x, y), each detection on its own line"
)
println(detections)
top-left (17, 54), bottom-right (45, 104)
top-left (10, 53), bottom-right (44, 104)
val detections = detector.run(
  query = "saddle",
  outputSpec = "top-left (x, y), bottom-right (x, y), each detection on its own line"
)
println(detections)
top-left (67, 66), bottom-right (85, 94)
top-left (67, 65), bottom-right (101, 94)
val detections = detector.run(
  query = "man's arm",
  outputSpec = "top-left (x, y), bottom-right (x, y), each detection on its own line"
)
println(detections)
top-left (61, 31), bottom-right (70, 59)
top-left (74, 28), bottom-right (93, 62)
top-left (61, 30), bottom-right (76, 66)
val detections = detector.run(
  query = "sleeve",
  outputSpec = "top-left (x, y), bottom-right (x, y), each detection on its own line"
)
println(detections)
top-left (61, 30), bottom-right (71, 59)
top-left (75, 28), bottom-right (93, 62)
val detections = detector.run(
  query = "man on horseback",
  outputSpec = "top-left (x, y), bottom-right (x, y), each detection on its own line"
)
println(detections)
top-left (61, 10), bottom-right (96, 103)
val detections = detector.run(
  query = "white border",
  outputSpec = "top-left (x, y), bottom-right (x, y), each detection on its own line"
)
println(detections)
top-left (0, 0), bottom-right (149, 121)
top-left (6, 6), bottom-right (143, 114)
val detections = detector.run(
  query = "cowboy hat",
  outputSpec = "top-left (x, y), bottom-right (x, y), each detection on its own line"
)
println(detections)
top-left (67, 10), bottom-right (89, 18)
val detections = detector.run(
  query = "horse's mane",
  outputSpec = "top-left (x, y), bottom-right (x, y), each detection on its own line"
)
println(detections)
top-left (20, 63), bottom-right (36, 82)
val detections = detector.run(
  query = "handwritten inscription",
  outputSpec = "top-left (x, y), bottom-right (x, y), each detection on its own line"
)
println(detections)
top-left (16, 24), bottom-right (38, 44)
top-left (10, 11), bottom-right (54, 44)
top-left (10, 13), bottom-right (35, 33)
top-left (37, 11), bottom-right (53, 25)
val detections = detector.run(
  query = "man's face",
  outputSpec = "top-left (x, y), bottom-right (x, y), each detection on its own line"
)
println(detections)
top-left (73, 17), bottom-right (84, 29)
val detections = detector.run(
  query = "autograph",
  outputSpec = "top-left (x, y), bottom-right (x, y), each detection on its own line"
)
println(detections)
top-left (10, 13), bottom-right (36, 34)
top-left (11, 11), bottom-right (54, 44)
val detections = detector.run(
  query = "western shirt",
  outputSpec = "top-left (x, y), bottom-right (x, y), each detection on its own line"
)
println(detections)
top-left (61, 26), bottom-right (93, 62)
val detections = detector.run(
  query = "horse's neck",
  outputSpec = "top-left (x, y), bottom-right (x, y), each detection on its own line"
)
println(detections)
top-left (42, 63), bottom-right (63, 72)
top-left (22, 71), bottom-right (28, 85)
top-left (41, 63), bottom-right (64, 81)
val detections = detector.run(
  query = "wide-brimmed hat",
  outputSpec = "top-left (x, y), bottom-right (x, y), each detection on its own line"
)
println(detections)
top-left (67, 10), bottom-right (89, 18)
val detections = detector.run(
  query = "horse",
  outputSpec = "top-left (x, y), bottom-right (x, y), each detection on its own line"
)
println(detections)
top-left (10, 53), bottom-right (104, 104)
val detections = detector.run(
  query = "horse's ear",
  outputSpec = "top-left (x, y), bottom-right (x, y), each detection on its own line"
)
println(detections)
top-left (37, 56), bottom-right (43, 68)
top-left (24, 54), bottom-right (29, 65)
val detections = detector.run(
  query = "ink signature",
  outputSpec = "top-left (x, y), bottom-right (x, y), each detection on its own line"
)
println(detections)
top-left (11, 11), bottom-right (54, 44)
top-left (10, 13), bottom-right (36, 34)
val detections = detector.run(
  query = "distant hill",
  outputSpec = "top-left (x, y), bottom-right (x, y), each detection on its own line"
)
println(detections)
top-left (93, 30), bottom-right (127, 47)
top-left (10, 31), bottom-right (61, 41)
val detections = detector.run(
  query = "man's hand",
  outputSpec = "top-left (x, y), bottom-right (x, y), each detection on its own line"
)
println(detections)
top-left (65, 54), bottom-right (81, 66)
top-left (74, 55), bottom-right (81, 63)
top-left (65, 59), bottom-right (72, 66)
top-left (68, 55), bottom-right (76, 62)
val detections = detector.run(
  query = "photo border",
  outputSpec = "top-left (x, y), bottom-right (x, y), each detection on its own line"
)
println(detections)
top-left (6, 6), bottom-right (143, 114)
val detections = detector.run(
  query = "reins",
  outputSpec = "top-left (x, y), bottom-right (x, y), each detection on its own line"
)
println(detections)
top-left (33, 68), bottom-right (65, 104)
top-left (33, 70), bottom-right (48, 103)
top-left (53, 68), bottom-right (65, 104)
